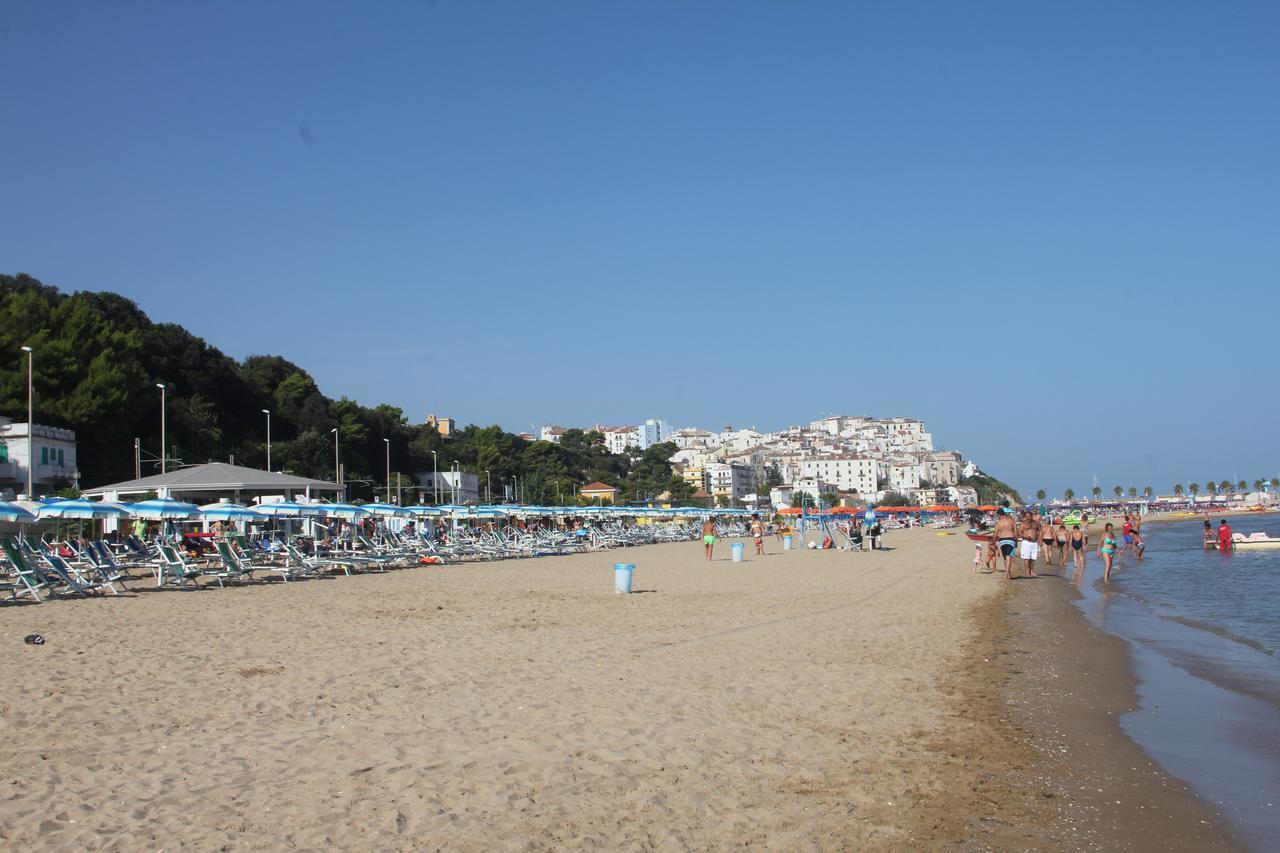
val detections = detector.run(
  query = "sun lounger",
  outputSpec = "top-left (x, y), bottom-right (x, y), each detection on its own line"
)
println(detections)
top-left (215, 540), bottom-right (291, 583)
top-left (0, 537), bottom-right (50, 603)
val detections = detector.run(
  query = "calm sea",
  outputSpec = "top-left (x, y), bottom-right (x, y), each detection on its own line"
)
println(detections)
top-left (1071, 515), bottom-right (1280, 851)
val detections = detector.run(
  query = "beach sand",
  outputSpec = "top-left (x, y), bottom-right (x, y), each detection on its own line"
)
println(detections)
top-left (0, 528), bottom-right (1014, 850)
top-left (0, 525), bottom-right (1235, 850)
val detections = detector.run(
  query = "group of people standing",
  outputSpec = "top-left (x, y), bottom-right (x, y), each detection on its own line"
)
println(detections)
top-left (983, 509), bottom-right (1143, 583)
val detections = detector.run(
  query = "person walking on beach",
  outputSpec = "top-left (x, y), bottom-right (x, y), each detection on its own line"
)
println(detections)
top-left (1055, 520), bottom-right (1069, 566)
top-left (1203, 519), bottom-right (1215, 549)
top-left (1041, 518), bottom-right (1056, 567)
top-left (993, 509), bottom-right (1018, 577)
top-left (1069, 523), bottom-right (1086, 572)
top-left (1017, 510), bottom-right (1041, 577)
top-left (750, 513), bottom-right (765, 555)
top-left (1217, 519), bottom-right (1233, 552)
top-left (1098, 522), bottom-right (1118, 582)
top-left (703, 517), bottom-right (717, 560)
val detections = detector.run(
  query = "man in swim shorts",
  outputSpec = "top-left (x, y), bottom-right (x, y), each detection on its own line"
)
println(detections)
top-left (1017, 510), bottom-right (1041, 577)
top-left (992, 508), bottom-right (1018, 578)
top-left (703, 517), bottom-right (717, 560)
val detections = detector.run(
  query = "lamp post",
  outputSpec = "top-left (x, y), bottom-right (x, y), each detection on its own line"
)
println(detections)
top-left (431, 450), bottom-right (439, 504)
top-left (20, 346), bottom-right (32, 496)
top-left (384, 438), bottom-right (391, 502)
top-left (331, 427), bottom-right (341, 500)
top-left (156, 383), bottom-right (167, 474)
top-left (452, 461), bottom-right (459, 504)
top-left (485, 469), bottom-right (491, 504)
top-left (262, 409), bottom-right (271, 471)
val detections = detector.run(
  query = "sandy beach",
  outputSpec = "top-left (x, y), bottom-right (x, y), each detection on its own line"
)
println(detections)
top-left (0, 527), bottom-right (1005, 850)
top-left (0, 524), bottom-right (1238, 850)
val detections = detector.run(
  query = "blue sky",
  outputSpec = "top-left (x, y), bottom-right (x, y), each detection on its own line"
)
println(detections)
top-left (3, 1), bottom-right (1278, 497)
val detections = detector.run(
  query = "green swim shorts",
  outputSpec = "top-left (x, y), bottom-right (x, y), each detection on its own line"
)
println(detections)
top-left (703, 535), bottom-right (716, 545)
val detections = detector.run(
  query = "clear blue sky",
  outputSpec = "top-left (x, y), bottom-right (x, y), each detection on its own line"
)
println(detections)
top-left (3, 1), bottom-right (1278, 497)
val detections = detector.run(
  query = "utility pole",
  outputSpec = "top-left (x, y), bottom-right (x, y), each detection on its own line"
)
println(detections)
top-left (156, 383), bottom-right (167, 474)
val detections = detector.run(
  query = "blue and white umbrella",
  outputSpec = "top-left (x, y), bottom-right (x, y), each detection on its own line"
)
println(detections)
top-left (360, 502), bottom-right (410, 517)
top-left (321, 502), bottom-right (371, 519)
top-left (37, 499), bottom-right (132, 520)
top-left (198, 502), bottom-right (267, 521)
top-left (0, 501), bottom-right (38, 523)
top-left (253, 501), bottom-right (328, 517)
top-left (403, 505), bottom-right (445, 516)
top-left (127, 498), bottom-right (201, 520)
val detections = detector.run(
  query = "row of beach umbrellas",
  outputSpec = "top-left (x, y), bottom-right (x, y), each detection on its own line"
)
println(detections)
top-left (0, 497), bottom-right (753, 525)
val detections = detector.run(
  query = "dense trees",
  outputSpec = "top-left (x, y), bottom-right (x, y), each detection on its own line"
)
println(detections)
top-left (0, 275), bottom-right (679, 502)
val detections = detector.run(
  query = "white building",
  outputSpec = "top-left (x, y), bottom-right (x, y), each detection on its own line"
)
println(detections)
top-left (539, 426), bottom-right (566, 443)
top-left (602, 426), bottom-right (639, 455)
top-left (887, 462), bottom-right (923, 493)
top-left (705, 461), bottom-right (755, 505)
top-left (789, 476), bottom-right (837, 507)
top-left (416, 470), bottom-right (480, 504)
top-left (0, 416), bottom-right (78, 498)
top-left (799, 456), bottom-right (879, 496)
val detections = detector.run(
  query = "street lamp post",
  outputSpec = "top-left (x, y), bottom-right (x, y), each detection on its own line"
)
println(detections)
top-left (331, 427), bottom-right (341, 500)
top-left (262, 409), bottom-right (271, 471)
top-left (156, 383), bottom-right (167, 474)
top-left (485, 469), bottom-right (491, 504)
top-left (431, 450), bottom-right (439, 504)
top-left (20, 346), bottom-right (32, 496)
top-left (452, 462), bottom-right (459, 504)
top-left (384, 438), bottom-right (391, 503)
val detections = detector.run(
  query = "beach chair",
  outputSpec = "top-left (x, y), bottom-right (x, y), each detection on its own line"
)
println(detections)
top-left (284, 543), bottom-right (361, 577)
top-left (0, 537), bottom-right (51, 603)
top-left (215, 540), bottom-right (291, 583)
top-left (154, 543), bottom-right (216, 588)
top-left (3, 538), bottom-right (96, 597)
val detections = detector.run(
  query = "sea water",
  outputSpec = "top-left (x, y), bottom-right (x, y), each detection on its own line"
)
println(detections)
top-left (1072, 516), bottom-right (1280, 850)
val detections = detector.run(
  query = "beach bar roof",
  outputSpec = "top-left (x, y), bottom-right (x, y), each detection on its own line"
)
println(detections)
top-left (81, 462), bottom-right (342, 502)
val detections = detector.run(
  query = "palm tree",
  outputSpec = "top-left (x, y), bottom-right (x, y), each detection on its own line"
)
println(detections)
top-left (1219, 480), bottom-right (1231, 495)
top-left (1036, 489), bottom-right (1046, 501)
top-left (1113, 485), bottom-right (1123, 498)
top-left (1189, 482), bottom-right (1200, 497)
top-left (1254, 479), bottom-right (1264, 495)
top-left (1271, 478), bottom-right (1279, 493)
top-left (1237, 479), bottom-right (1248, 493)
top-left (1064, 488), bottom-right (1075, 501)
top-left (1173, 483), bottom-right (1184, 497)
top-left (1091, 486), bottom-right (1102, 500)
top-left (1143, 486), bottom-right (1153, 499)
top-left (1206, 482), bottom-right (1217, 496)
top-left (1127, 486), bottom-right (1137, 499)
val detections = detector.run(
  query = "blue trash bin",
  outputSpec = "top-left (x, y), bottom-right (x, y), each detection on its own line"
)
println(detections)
top-left (783, 535), bottom-right (793, 551)
top-left (614, 563), bottom-right (634, 594)
top-left (731, 542), bottom-right (745, 562)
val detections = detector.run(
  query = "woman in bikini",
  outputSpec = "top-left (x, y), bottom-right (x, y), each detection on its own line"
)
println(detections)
top-left (1055, 521), bottom-right (1069, 566)
top-left (1098, 522), bottom-right (1118, 583)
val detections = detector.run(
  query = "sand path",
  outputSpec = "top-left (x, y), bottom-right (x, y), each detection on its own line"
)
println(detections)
top-left (0, 527), bottom-right (996, 850)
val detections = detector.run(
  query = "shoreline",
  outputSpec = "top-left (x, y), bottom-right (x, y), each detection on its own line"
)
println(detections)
top-left (997, 562), bottom-right (1244, 850)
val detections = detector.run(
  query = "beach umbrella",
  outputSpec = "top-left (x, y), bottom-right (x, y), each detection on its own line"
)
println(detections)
top-left (0, 501), bottom-right (38, 523)
top-left (361, 502), bottom-right (410, 517)
top-left (37, 499), bottom-right (132, 520)
top-left (320, 503), bottom-right (371, 519)
top-left (403, 505), bottom-right (445, 516)
top-left (198, 502), bottom-right (267, 521)
top-left (253, 501), bottom-right (328, 517)
top-left (127, 498), bottom-right (201, 520)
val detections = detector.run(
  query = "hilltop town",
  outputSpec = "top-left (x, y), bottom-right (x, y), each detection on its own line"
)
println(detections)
top-left (532, 416), bottom-right (982, 509)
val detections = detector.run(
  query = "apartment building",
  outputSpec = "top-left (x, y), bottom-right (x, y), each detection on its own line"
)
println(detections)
top-left (798, 456), bottom-right (879, 495)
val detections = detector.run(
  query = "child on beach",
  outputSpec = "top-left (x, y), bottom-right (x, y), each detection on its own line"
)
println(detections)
top-left (972, 544), bottom-right (983, 573)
